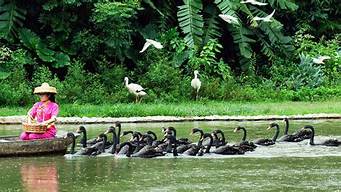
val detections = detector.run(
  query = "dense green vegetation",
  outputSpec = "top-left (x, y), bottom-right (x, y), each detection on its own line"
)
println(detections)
top-left (0, 0), bottom-right (340, 106)
top-left (1, 100), bottom-right (340, 117)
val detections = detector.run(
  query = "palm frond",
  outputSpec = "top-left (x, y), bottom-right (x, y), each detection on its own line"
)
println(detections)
top-left (202, 4), bottom-right (221, 46)
top-left (177, 0), bottom-right (204, 48)
top-left (230, 25), bottom-right (256, 58)
top-left (0, 0), bottom-right (26, 40)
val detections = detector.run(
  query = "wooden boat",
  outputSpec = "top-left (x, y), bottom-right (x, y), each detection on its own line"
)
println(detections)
top-left (0, 135), bottom-right (74, 157)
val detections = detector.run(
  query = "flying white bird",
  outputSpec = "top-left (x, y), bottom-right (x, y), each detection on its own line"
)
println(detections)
top-left (241, 0), bottom-right (268, 6)
top-left (253, 10), bottom-right (276, 22)
top-left (124, 77), bottom-right (147, 103)
top-left (219, 14), bottom-right (239, 24)
top-left (139, 39), bottom-right (163, 53)
top-left (313, 56), bottom-right (331, 64)
top-left (191, 70), bottom-right (201, 100)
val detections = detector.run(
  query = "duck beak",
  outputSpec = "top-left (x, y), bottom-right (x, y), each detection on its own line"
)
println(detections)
top-left (233, 128), bottom-right (238, 133)
top-left (267, 126), bottom-right (272, 130)
top-left (104, 130), bottom-right (109, 134)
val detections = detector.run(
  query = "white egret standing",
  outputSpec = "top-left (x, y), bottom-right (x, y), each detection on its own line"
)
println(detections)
top-left (219, 14), bottom-right (239, 24)
top-left (139, 39), bottom-right (163, 53)
top-left (240, 0), bottom-right (268, 6)
top-left (253, 10), bottom-right (276, 22)
top-left (124, 77), bottom-right (147, 103)
top-left (313, 56), bottom-right (331, 64)
top-left (191, 70), bottom-right (201, 100)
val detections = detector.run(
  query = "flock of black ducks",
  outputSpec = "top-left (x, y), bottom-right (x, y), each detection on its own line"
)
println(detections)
top-left (67, 118), bottom-right (341, 158)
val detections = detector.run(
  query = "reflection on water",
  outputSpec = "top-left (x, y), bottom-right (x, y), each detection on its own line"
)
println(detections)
top-left (0, 120), bottom-right (340, 191)
top-left (21, 163), bottom-right (58, 192)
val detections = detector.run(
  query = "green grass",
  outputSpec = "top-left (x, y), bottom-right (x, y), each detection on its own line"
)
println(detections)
top-left (1, 100), bottom-right (341, 117)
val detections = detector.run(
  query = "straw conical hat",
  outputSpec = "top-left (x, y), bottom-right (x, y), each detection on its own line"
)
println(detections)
top-left (33, 83), bottom-right (57, 94)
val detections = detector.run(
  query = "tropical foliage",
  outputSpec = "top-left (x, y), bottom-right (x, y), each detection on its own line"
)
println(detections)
top-left (0, 0), bottom-right (340, 106)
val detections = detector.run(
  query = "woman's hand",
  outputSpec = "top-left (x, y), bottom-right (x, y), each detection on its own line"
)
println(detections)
top-left (39, 122), bottom-right (48, 126)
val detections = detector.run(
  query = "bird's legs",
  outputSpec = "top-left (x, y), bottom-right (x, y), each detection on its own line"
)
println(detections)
top-left (196, 89), bottom-right (199, 100)
top-left (135, 96), bottom-right (138, 103)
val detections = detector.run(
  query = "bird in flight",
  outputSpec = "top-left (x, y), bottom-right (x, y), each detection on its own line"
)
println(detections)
top-left (140, 39), bottom-right (163, 53)
top-left (313, 56), bottom-right (331, 64)
top-left (241, 0), bottom-right (268, 6)
top-left (219, 14), bottom-right (239, 24)
top-left (253, 10), bottom-right (276, 22)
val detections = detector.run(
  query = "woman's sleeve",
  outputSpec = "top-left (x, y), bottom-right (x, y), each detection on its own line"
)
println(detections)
top-left (29, 103), bottom-right (39, 118)
top-left (51, 103), bottom-right (59, 117)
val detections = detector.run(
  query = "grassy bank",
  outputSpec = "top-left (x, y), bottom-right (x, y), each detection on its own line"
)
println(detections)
top-left (1, 100), bottom-right (341, 117)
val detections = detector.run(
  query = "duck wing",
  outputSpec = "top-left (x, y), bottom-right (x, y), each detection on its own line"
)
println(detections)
top-left (254, 138), bottom-right (275, 146)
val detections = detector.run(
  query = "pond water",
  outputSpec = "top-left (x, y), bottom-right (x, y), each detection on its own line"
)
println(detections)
top-left (0, 120), bottom-right (340, 191)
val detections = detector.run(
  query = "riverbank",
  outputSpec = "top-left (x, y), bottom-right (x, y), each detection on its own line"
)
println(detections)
top-left (1, 101), bottom-right (341, 124)
top-left (1, 114), bottom-right (341, 124)
top-left (1, 100), bottom-right (341, 117)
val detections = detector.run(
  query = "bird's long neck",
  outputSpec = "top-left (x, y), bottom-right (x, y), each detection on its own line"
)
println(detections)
top-left (272, 125), bottom-right (280, 141)
top-left (308, 127), bottom-right (315, 145)
top-left (204, 134), bottom-right (213, 153)
top-left (173, 137), bottom-right (178, 156)
top-left (116, 125), bottom-right (121, 144)
top-left (124, 79), bottom-right (129, 87)
top-left (68, 133), bottom-right (76, 154)
top-left (81, 130), bottom-right (87, 148)
top-left (284, 119), bottom-right (289, 135)
top-left (171, 129), bottom-right (177, 138)
top-left (218, 131), bottom-right (226, 145)
top-left (111, 132), bottom-right (117, 154)
top-left (241, 128), bottom-right (247, 141)
top-left (194, 73), bottom-right (198, 79)
top-left (101, 135), bottom-right (107, 152)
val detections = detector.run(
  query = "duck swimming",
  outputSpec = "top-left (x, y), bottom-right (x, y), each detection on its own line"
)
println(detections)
top-left (66, 132), bottom-right (76, 154)
top-left (164, 127), bottom-right (190, 145)
top-left (183, 128), bottom-right (204, 156)
top-left (74, 133), bottom-right (108, 156)
top-left (203, 129), bottom-right (226, 147)
top-left (116, 142), bottom-right (134, 157)
top-left (303, 125), bottom-right (341, 146)
top-left (213, 130), bottom-right (244, 155)
top-left (278, 118), bottom-right (312, 142)
top-left (76, 126), bottom-right (98, 148)
top-left (254, 123), bottom-right (280, 146)
top-left (132, 134), bottom-right (165, 158)
top-left (197, 133), bottom-right (213, 156)
top-left (233, 126), bottom-right (257, 152)
top-left (104, 126), bottom-right (118, 154)
top-left (116, 131), bottom-right (141, 154)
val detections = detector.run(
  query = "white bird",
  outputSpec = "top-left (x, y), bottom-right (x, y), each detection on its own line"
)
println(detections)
top-left (253, 10), bottom-right (276, 22)
top-left (313, 56), bottom-right (331, 64)
top-left (219, 14), bottom-right (239, 24)
top-left (139, 39), bottom-right (163, 53)
top-left (240, 0), bottom-right (268, 6)
top-left (124, 77), bottom-right (147, 103)
top-left (191, 70), bottom-right (201, 100)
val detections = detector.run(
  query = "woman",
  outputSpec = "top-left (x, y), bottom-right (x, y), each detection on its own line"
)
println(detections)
top-left (20, 83), bottom-right (59, 140)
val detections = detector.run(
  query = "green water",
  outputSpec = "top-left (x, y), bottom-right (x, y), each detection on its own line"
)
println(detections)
top-left (0, 120), bottom-right (340, 191)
